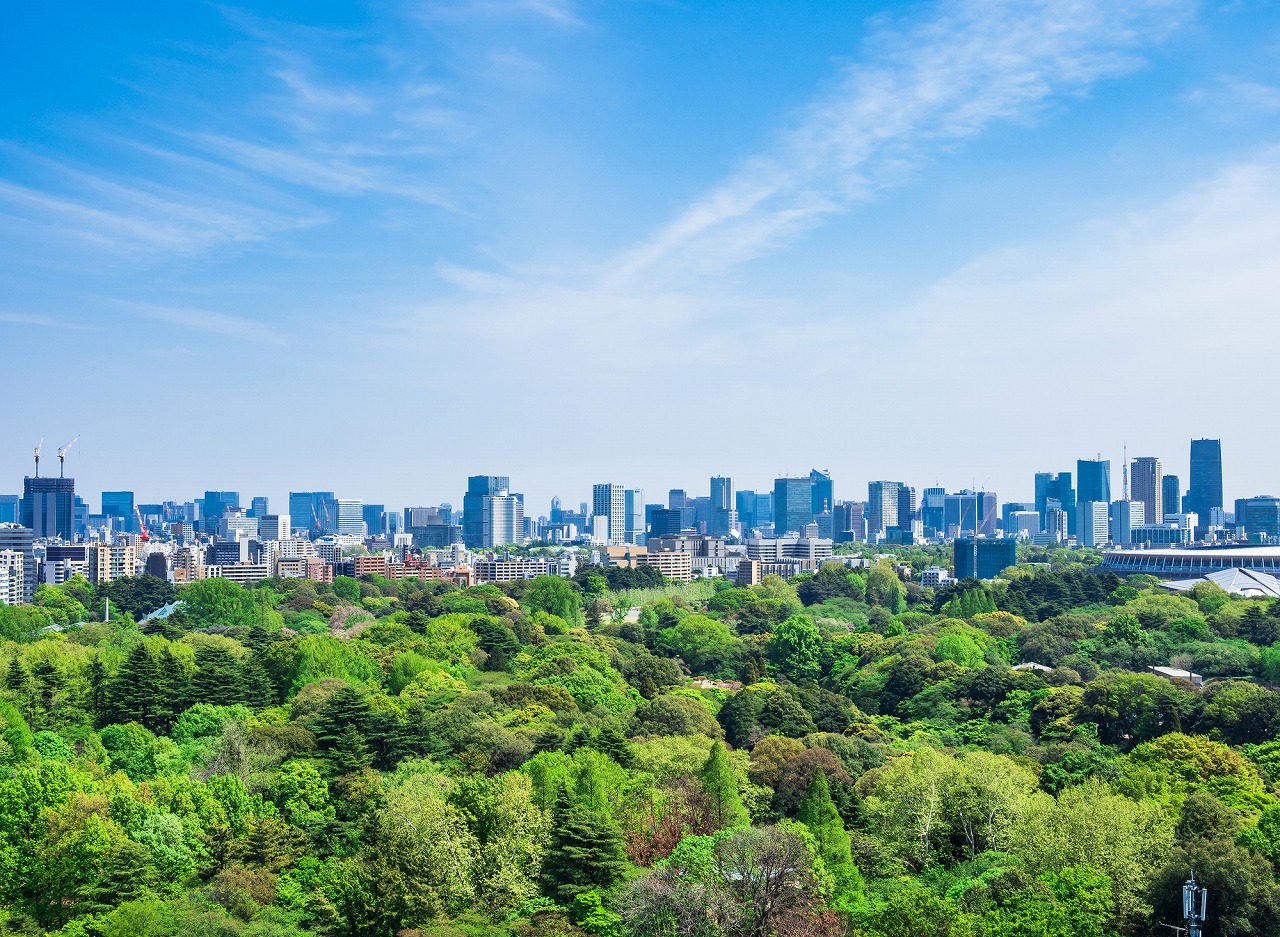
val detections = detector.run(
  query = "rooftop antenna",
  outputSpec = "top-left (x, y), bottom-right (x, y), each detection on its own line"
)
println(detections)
top-left (57, 435), bottom-right (79, 477)
top-left (33, 437), bottom-right (44, 477)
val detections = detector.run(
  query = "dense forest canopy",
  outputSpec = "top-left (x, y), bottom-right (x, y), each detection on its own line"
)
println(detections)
top-left (2, 547), bottom-right (1280, 937)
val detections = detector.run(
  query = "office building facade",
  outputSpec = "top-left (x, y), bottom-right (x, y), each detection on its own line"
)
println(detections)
top-left (1035, 472), bottom-right (1076, 534)
top-left (624, 489), bottom-right (646, 545)
top-left (810, 469), bottom-right (834, 516)
top-left (1235, 496), bottom-right (1280, 540)
top-left (0, 525), bottom-right (35, 604)
top-left (1077, 501), bottom-right (1110, 547)
top-left (867, 481), bottom-right (901, 539)
top-left (953, 537), bottom-right (1017, 580)
top-left (774, 477), bottom-right (815, 536)
top-left (1109, 500), bottom-right (1145, 546)
top-left (21, 475), bottom-right (76, 540)
top-left (592, 483), bottom-right (627, 546)
top-left (1076, 460), bottom-right (1110, 506)
top-left (463, 476), bottom-right (511, 547)
top-left (1187, 438), bottom-right (1224, 526)
top-left (1130, 458), bottom-right (1163, 534)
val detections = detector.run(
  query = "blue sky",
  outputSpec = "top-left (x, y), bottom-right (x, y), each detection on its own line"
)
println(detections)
top-left (4, 0), bottom-right (1280, 515)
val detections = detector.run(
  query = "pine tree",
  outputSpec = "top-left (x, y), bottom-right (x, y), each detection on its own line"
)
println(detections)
top-left (105, 643), bottom-right (163, 731)
top-left (189, 645), bottom-right (246, 706)
top-left (593, 723), bottom-right (635, 768)
top-left (542, 783), bottom-right (629, 900)
top-left (88, 657), bottom-right (108, 727)
top-left (700, 740), bottom-right (749, 830)
top-left (328, 724), bottom-right (373, 774)
top-left (796, 769), bottom-right (862, 906)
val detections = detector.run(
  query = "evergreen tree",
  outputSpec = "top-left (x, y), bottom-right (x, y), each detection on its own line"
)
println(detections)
top-left (240, 654), bottom-right (277, 708)
top-left (542, 783), bottom-right (629, 900)
top-left (189, 645), bottom-right (246, 706)
top-left (700, 740), bottom-right (749, 829)
top-left (104, 643), bottom-right (164, 731)
top-left (329, 724), bottom-right (374, 774)
top-left (88, 657), bottom-right (107, 725)
top-left (593, 723), bottom-right (635, 768)
top-left (796, 769), bottom-right (862, 906)
top-left (157, 645), bottom-right (190, 731)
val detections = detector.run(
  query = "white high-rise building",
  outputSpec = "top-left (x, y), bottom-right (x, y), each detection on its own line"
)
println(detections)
top-left (593, 483), bottom-right (627, 545)
top-left (624, 488), bottom-right (645, 545)
top-left (0, 550), bottom-right (23, 606)
top-left (1077, 501), bottom-right (1110, 548)
top-left (258, 514), bottom-right (291, 541)
top-left (336, 499), bottom-right (365, 536)
top-left (481, 494), bottom-right (525, 548)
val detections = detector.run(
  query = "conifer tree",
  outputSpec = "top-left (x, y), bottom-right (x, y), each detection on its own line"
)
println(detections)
top-left (700, 740), bottom-right (749, 830)
top-left (796, 769), bottom-right (862, 906)
top-left (542, 782), bottom-right (629, 900)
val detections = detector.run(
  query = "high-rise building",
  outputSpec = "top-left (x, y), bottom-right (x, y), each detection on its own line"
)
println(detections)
top-left (810, 469), bottom-right (834, 516)
top-left (1186, 438), bottom-right (1224, 526)
top-left (1109, 501), bottom-right (1145, 546)
top-left (288, 492), bottom-right (337, 536)
top-left (0, 525), bottom-right (35, 604)
top-left (258, 514), bottom-right (291, 541)
top-left (101, 491), bottom-right (134, 520)
top-left (0, 495), bottom-right (18, 525)
top-left (897, 486), bottom-right (918, 526)
top-left (833, 502), bottom-right (866, 542)
top-left (336, 499), bottom-right (364, 536)
top-left (481, 493), bottom-right (524, 548)
top-left (1235, 496), bottom-right (1280, 540)
top-left (1130, 458), bottom-right (1163, 533)
top-left (363, 504), bottom-right (386, 537)
top-left (668, 490), bottom-right (689, 510)
top-left (0, 550), bottom-right (23, 606)
top-left (249, 496), bottom-right (269, 519)
top-left (710, 476), bottom-right (736, 537)
top-left (21, 475), bottom-right (76, 540)
top-left (624, 489), bottom-right (645, 545)
top-left (1162, 476), bottom-right (1181, 522)
top-left (201, 491), bottom-right (240, 532)
top-left (953, 537), bottom-right (1017, 580)
top-left (774, 477), bottom-right (815, 536)
top-left (1076, 460), bottom-right (1110, 505)
top-left (867, 481), bottom-right (901, 539)
top-left (592, 484), bottom-right (627, 545)
top-left (1077, 501), bottom-right (1110, 547)
top-left (1035, 472), bottom-right (1076, 534)
top-left (921, 488), bottom-right (947, 533)
top-left (944, 490), bottom-right (997, 536)
top-left (463, 476), bottom-right (510, 547)
top-left (650, 508), bottom-right (684, 539)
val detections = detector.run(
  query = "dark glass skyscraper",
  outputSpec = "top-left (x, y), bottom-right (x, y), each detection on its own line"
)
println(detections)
top-left (1162, 476), bottom-right (1181, 520)
top-left (463, 475), bottom-right (510, 546)
top-left (21, 475), bottom-right (76, 539)
top-left (810, 469), bottom-right (834, 515)
top-left (1035, 471), bottom-right (1076, 534)
top-left (774, 476), bottom-right (815, 536)
top-left (1076, 460), bottom-right (1110, 506)
top-left (1187, 438), bottom-right (1224, 523)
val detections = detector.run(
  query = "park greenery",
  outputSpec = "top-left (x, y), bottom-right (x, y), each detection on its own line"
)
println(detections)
top-left (3, 547), bottom-right (1280, 936)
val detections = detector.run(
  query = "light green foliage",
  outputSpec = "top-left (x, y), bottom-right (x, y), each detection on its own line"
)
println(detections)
top-left (1010, 780), bottom-right (1174, 928)
top-left (285, 634), bottom-right (382, 696)
top-left (657, 613), bottom-right (737, 674)
top-left (766, 615), bottom-right (824, 681)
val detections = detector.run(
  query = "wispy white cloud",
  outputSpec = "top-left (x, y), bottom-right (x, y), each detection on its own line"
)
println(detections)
top-left (607, 0), bottom-right (1192, 284)
top-left (418, 0), bottom-right (583, 29)
top-left (118, 301), bottom-right (289, 344)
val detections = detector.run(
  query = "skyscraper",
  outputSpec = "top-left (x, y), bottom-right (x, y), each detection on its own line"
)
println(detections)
top-left (1187, 439), bottom-right (1223, 524)
top-left (710, 476), bottom-right (736, 537)
top-left (810, 469), bottom-right (834, 515)
top-left (867, 481), bottom-right (901, 539)
top-left (463, 476), bottom-right (510, 547)
top-left (1077, 501), bottom-right (1109, 547)
top-left (363, 504), bottom-right (386, 537)
top-left (1162, 476), bottom-right (1181, 522)
top-left (249, 496), bottom-right (269, 518)
top-left (774, 477), bottom-right (815, 536)
top-left (201, 491), bottom-right (240, 531)
top-left (1076, 460), bottom-right (1110, 505)
top-left (289, 492), bottom-right (336, 536)
top-left (1130, 458), bottom-right (1163, 532)
top-left (1034, 472), bottom-right (1075, 534)
top-left (336, 499), bottom-right (364, 535)
top-left (592, 483), bottom-right (627, 545)
top-left (921, 488), bottom-right (946, 533)
top-left (101, 491), bottom-right (134, 520)
top-left (624, 489), bottom-right (645, 544)
top-left (0, 496), bottom-right (17, 525)
top-left (897, 486), bottom-right (918, 527)
top-left (21, 475), bottom-right (75, 540)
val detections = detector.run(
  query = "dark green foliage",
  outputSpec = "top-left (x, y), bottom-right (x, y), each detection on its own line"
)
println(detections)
top-left (99, 574), bottom-right (177, 618)
top-left (542, 785), bottom-right (629, 900)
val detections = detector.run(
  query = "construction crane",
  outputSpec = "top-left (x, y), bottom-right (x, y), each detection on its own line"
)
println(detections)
top-left (135, 506), bottom-right (150, 542)
top-left (33, 437), bottom-right (44, 477)
top-left (57, 435), bottom-right (79, 477)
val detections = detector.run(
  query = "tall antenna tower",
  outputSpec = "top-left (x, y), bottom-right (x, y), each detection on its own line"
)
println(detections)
top-left (1122, 444), bottom-right (1129, 501)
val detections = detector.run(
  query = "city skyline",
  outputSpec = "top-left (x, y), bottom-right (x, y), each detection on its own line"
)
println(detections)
top-left (2, 434), bottom-right (1249, 525)
top-left (4, 2), bottom-right (1280, 503)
